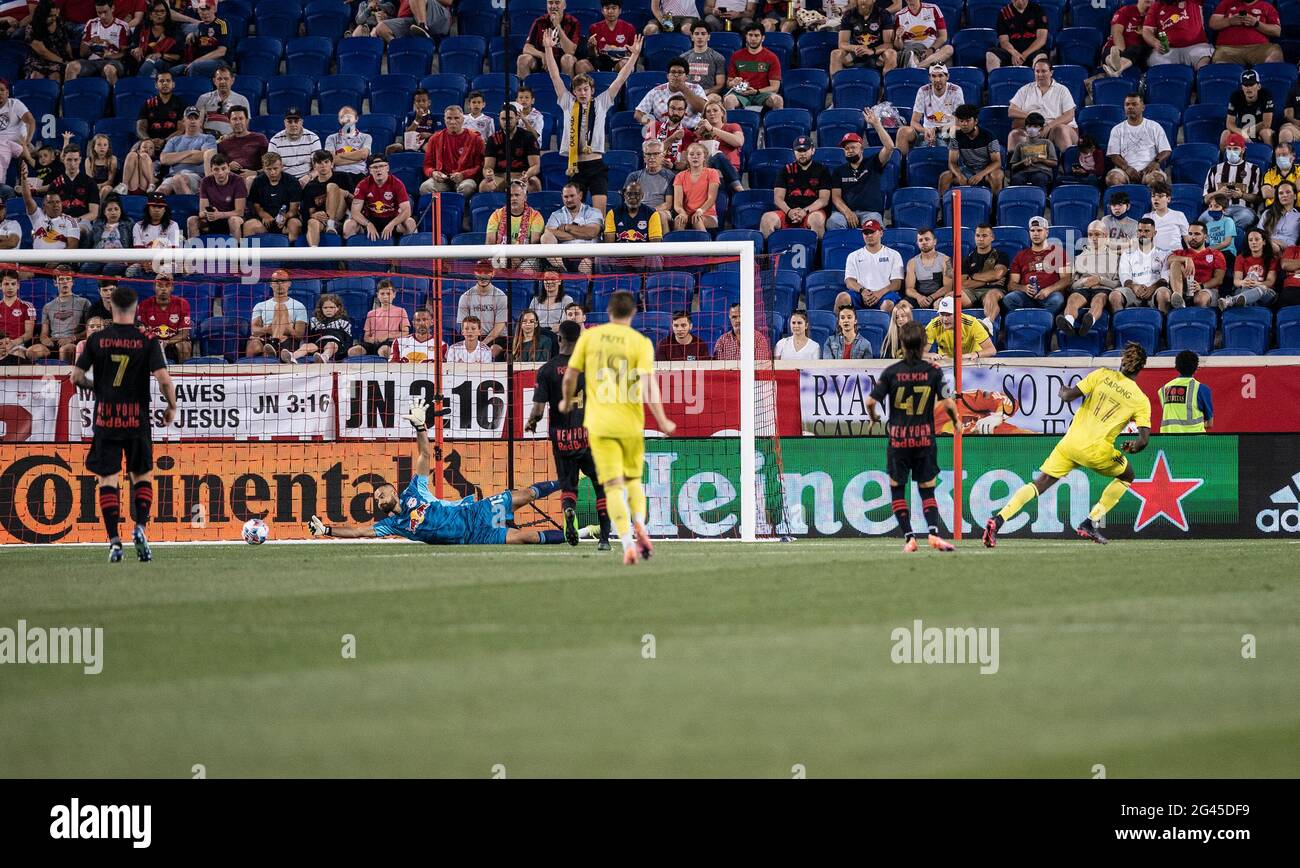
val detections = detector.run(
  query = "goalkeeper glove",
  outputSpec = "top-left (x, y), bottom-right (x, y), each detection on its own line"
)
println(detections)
top-left (403, 397), bottom-right (450, 431)
top-left (307, 515), bottom-right (331, 537)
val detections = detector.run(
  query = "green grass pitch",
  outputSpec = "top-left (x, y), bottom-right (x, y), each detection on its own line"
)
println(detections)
top-left (2, 539), bottom-right (1298, 778)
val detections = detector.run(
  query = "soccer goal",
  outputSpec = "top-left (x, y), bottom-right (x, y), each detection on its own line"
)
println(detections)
top-left (0, 240), bottom-right (795, 544)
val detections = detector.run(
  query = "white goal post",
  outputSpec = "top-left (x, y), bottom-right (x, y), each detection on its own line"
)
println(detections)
top-left (5, 239), bottom-right (763, 541)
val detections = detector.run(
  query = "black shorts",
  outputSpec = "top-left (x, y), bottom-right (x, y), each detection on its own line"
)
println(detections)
top-left (197, 216), bottom-right (233, 235)
top-left (554, 446), bottom-right (602, 496)
top-left (845, 49), bottom-right (887, 70)
top-left (589, 53), bottom-right (626, 72)
top-left (259, 336), bottom-right (299, 355)
top-left (572, 159), bottom-right (608, 197)
top-left (887, 445), bottom-right (939, 487)
top-left (989, 47), bottom-right (1046, 67)
top-left (86, 432), bottom-right (153, 477)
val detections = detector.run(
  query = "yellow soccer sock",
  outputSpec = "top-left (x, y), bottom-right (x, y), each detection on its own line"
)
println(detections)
top-left (625, 478), bottom-right (647, 526)
top-left (998, 483), bottom-right (1039, 522)
top-left (605, 484), bottom-right (633, 544)
top-left (1088, 479), bottom-right (1130, 522)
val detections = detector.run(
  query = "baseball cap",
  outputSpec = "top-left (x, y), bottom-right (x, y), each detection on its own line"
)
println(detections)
top-left (366, 153), bottom-right (388, 166)
top-left (1241, 69), bottom-right (1260, 86)
top-left (270, 268), bottom-right (291, 281)
top-left (147, 192), bottom-right (167, 205)
top-left (792, 135), bottom-right (813, 151)
top-left (184, 106), bottom-right (200, 118)
top-left (862, 219), bottom-right (883, 233)
top-left (1226, 132), bottom-right (1248, 148)
top-left (839, 132), bottom-right (863, 146)
top-left (1028, 216), bottom-right (1049, 229)
top-left (474, 259), bottom-right (494, 274)
top-left (929, 64), bottom-right (948, 75)
top-left (935, 296), bottom-right (955, 314)
top-left (284, 107), bottom-right (303, 120)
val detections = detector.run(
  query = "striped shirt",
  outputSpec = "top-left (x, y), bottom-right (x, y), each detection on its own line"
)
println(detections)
top-left (268, 129), bottom-right (323, 181)
top-left (1203, 160), bottom-right (1260, 209)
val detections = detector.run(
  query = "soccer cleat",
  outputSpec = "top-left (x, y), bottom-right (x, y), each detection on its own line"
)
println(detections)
top-left (1076, 518), bottom-right (1109, 545)
top-left (982, 519), bottom-right (998, 548)
top-left (623, 545), bottom-right (640, 566)
top-left (902, 537), bottom-right (918, 553)
top-left (133, 525), bottom-right (152, 562)
top-left (928, 534), bottom-right (955, 552)
top-left (597, 539), bottom-right (611, 552)
top-left (108, 539), bottom-right (124, 563)
top-left (563, 507), bottom-right (579, 546)
top-left (632, 521), bottom-right (653, 560)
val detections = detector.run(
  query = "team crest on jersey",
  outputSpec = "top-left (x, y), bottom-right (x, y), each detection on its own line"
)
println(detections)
top-left (169, 314), bottom-right (179, 323)
top-left (383, 191), bottom-right (393, 200)
top-left (407, 503), bottom-right (428, 531)
top-left (406, 497), bottom-right (417, 509)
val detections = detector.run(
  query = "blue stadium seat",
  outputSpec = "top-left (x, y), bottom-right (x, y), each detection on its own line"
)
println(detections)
top-left (767, 229), bottom-right (818, 279)
top-left (317, 75), bottom-right (367, 116)
top-left (1051, 201), bottom-right (1095, 235)
top-left (253, 3), bottom-right (299, 41)
top-left (1170, 183), bottom-right (1203, 223)
top-left (813, 147), bottom-right (846, 171)
top-left (763, 109), bottom-right (813, 151)
top-left (267, 75), bottom-right (316, 116)
top-left (390, 36), bottom-right (439, 77)
top-left (604, 150), bottom-right (638, 192)
top-left (304, 0), bottom-right (351, 43)
top-left (644, 33), bottom-right (690, 70)
top-left (992, 225), bottom-right (1030, 258)
top-left (1277, 306), bottom-right (1300, 350)
top-left (1056, 312), bottom-right (1109, 355)
top-left (796, 31), bottom-right (839, 71)
top-left (110, 77), bottom-right (157, 120)
top-left (988, 67), bottom-right (1033, 105)
top-left (1005, 308), bottom-right (1053, 354)
top-left (1092, 77), bottom-right (1135, 107)
top-left (943, 187), bottom-right (993, 228)
top-left (884, 68), bottom-right (929, 115)
top-left (748, 148), bottom-right (793, 190)
top-left (709, 30), bottom-right (742, 56)
top-left (358, 113), bottom-right (398, 153)
top-left (302, 114), bottom-right (337, 142)
top-left (419, 73), bottom-right (470, 111)
top-left (94, 118), bottom-right (137, 163)
top-left (996, 186), bottom-right (1047, 227)
top-left (1142, 103), bottom-right (1180, 146)
top-left (783, 69), bottom-right (830, 115)
top-left (856, 309), bottom-right (890, 355)
top-left (608, 111), bottom-right (642, 153)
top-left (815, 108), bottom-right (864, 149)
top-left (1221, 307), bottom-right (1272, 355)
top-left (1167, 307), bottom-right (1216, 355)
top-left (728, 110), bottom-right (761, 161)
top-left (286, 36), bottom-right (334, 77)
top-left (337, 35), bottom-right (384, 79)
top-left (1055, 28), bottom-right (1102, 69)
top-left (951, 29), bottom-right (997, 68)
top-left (458, 7), bottom-right (502, 39)
top-left (61, 78), bottom-right (110, 123)
top-left (698, 271), bottom-right (741, 308)
top-left (368, 75), bottom-right (418, 117)
top-left (1142, 65), bottom-right (1195, 113)
top-left (820, 231), bottom-right (862, 271)
top-left (1181, 104), bottom-right (1226, 146)
top-left (470, 193), bottom-right (507, 234)
top-left (1050, 184), bottom-right (1100, 213)
top-left (1105, 184), bottom-right (1150, 217)
top-left (978, 105), bottom-right (1011, 148)
top-left (193, 317), bottom-right (250, 361)
top-left (947, 67), bottom-right (985, 104)
top-left (1245, 142), bottom-right (1272, 172)
top-left (1052, 65), bottom-right (1087, 108)
top-left (892, 188), bottom-right (940, 230)
top-left (1079, 104), bottom-right (1123, 128)
top-left (644, 272), bottom-right (695, 314)
top-left (730, 190), bottom-right (774, 230)
top-left (905, 147), bottom-right (949, 191)
top-left (933, 227), bottom-right (975, 262)
top-left (235, 36), bottom-right (283, 80)
top-left (831, 69), bottom-right (880, 111)
top-left (1068, 0), bottom-right (1112, 31)
top-left (1196, 63), bottom-right (1244, 109)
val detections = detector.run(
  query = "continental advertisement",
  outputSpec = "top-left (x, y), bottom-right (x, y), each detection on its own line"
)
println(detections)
top-left (6, 435), bottom-right (1300, 544)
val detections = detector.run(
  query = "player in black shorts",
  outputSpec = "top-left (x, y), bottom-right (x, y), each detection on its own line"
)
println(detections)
top-left (71, 286), bottom-right (178, 563)
top-left (526, 320), bottom-right (612, 550)
top-left (866, 321), bottom-right (959, 553)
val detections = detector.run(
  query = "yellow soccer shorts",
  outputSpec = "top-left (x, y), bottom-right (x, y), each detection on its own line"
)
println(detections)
top-left (588, 434), bottom-right (645, 486)
top-left (1040, 437), bottom-right (1129, 479)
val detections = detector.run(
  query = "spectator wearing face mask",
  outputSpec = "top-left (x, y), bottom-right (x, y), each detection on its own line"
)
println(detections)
top-left (1262, 142), bottom-right (1299, 208)
top-left (1202, 132), bottom-right (1260, 232)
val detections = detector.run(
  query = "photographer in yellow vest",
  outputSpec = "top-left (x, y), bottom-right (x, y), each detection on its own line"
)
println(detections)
top-left (1158, 351), bottom-right (1214, 433)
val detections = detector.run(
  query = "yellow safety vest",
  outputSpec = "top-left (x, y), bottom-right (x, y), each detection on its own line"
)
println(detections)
top-left (1158, 376), bottom-right (1206, 433)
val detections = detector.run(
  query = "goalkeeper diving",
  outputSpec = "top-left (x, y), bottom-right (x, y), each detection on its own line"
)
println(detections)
top-left (307, 399), bottom-right (569, 545)
top-left (983, 342), bottom-right (1152, 547)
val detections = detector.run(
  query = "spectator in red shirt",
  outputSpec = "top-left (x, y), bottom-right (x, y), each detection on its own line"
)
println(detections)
top-left (1004, 216), bottom-right (1070, 317)
top-left (1167, 222), bottom-right (1227, 311)
top-left (420, 104), bottom-right (484, 197)
top-left (346, 154), bottom-right (417, 241)
top-left (722, 23), bottom-right (784, 112)
top-left (1142, 0), bottom-right (1213, 71)
top-left (0, 269), bottom-right (41, 364)
top-left (1280, 243), bottom-right (1300, 308)
top-left (1209, 0), bottom-right (1283, 65)
top-left (1101, 0), bottom-right (1152, 78)
top-left (55, 0), bottom-right (96, 25)
top-left (655, 310), bottom-right (711, 361)
top-left (136, 271), bottom-right (192, 361)
top-left (518, 0), bottom-right (581, 79)
top-left (578, 0), bottom-right (637, 75)
top-left (712, 302), bottom-right (772, 361)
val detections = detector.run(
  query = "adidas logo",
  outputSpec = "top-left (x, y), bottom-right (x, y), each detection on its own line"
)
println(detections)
top-left (1257, 472), bottom-right (1300, 533)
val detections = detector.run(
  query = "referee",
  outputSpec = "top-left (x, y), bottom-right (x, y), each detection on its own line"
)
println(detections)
top-left (71, 285), bottom-right (178, 563)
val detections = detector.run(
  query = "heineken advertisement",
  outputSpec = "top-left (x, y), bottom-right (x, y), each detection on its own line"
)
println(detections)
top-left (580, 436), bottom-right (1243, 540)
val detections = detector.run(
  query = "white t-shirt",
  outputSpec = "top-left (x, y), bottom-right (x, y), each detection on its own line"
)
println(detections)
top-left (911, 83), bottom-right (964, 129)
top-left (323, 129), bottom-right (374, 175)
top-left (660, 0), bottom-right (700, 15)
top-left (845, 245), bottom-right (905, 292)
top-left (1106, 119), bottom-right (1171, 171)
top-left (0, 97), bottom-right (31, 142)
top-left (463, 112), bottom-right (496, 142)
top-left (545, 204), bottom-right (604, 243)
top-left (0, 218), bottom-right (21, 245)
top-left (774, 335), bottom-right (822, 360)
top-left (558, 90), bottom-right (616, 156)
top-left (512, 104), bottom-right (546, 143)
top-left (895, 3), bottom-right (946, 49)
top-left (634, 82), bottom-right (706, 128)
top-left (133, 220), bottom-right (184, 248)
top-left (30, 210), bottom-right (82, 250)
top-left (1119, 245), bottom-right (1170, 286)
top-left (251, 297), bottom-right (308, 327)
top-left (1010, 81), bottom-right (1078, 128)
top-left (1143, 209), bottom-right (1189, 253)
top-left (391, 334), bottom-right (445, 363)
top-left (446, 341), bottom-right (494, 363)
top-left (83, 16), bottom-right (130, 58)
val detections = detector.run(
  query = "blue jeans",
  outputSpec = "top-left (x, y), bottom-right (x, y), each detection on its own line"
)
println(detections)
top-left (1003, 289), bottom-right (1066, 317)
top-left (827, 210), bottom-right (884, 232)
top-left (173, 59), bottom-right (225, 78)
top-left (709, 154), bottom-right (741, 190)
top-left (137, 57), bottom-right (171, 78)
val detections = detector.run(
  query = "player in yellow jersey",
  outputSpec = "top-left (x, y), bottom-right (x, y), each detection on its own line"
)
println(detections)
top-left (560, 290), bottom-right (677, 565)
top-left (983, 342), bottom-right (1152, 547)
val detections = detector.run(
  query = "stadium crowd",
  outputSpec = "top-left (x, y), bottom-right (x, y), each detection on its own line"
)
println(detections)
top-left (2, 0), bottom-right (1300, 366)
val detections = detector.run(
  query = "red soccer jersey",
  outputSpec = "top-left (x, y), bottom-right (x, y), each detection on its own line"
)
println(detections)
top-left (1010, 246), bottom-right (1067, 288)
top-left (1174, 247), bottom-right (1226, 283)
top-left (354, 174), bottom-right (410, 224)
top-left (137, 295), bottom-right (192, 339)
top-left (728, 47), bottom-right (782, 93)
top-left (588, 19), bottom-right (636, 57)
top-left (1282, 246), bottom-right (1300, 288)
top-left (1144, 1), bottom-right (1207, 49)
top-left (1, 296), bottom-right (36, 340)
top-left (1105, 4), bottom-right (1146, 51)
top-left (1210, 0), bottom-right (1279, 46)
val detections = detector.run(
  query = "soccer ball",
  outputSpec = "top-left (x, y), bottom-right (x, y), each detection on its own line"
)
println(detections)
top-left (242, 519), bottom-right (269, 545)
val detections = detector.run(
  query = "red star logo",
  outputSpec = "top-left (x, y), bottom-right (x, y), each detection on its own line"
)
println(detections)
top-left (1128, 450), bottom-right (1204, 532)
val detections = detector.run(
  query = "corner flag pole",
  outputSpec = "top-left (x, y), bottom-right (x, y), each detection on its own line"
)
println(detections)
top-left (952, 189), bottom-right (963, 542)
